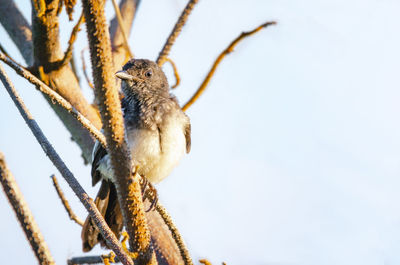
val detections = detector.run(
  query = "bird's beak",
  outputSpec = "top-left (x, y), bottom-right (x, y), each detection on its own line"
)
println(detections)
top-left (115, 70), bottom-right (135, 81)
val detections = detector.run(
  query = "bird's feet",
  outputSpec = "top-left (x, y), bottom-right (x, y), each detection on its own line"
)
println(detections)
top-left (138, 174), bottom-right (158, 212)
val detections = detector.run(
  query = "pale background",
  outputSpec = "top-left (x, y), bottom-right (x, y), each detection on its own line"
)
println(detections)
top-left (1, 0), bottom-right (400, 264)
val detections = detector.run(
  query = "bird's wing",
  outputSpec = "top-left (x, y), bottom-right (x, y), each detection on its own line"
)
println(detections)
top-left (91, 140), bottom-right (108, 186)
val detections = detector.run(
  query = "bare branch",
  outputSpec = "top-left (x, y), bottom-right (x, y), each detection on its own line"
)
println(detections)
top-left (0, 52), bottom-right (106, 148)
top-left (110, 0), bottom-right (140, 69)
top-left (111, 0), bottom-right (133, 58)
top-left (156, 0), bottom-right (199, 66)
top-left (154, 203), bottom-right (192, 265)
top-left (0, 152), bottom-right (55, 265)
top-left (182, 21), bottom-right (276, 111)
top-left (0, 63), bottom-right (133, 265)
top-left (0, 0), bottom-right (33, 65)
top-left (82, 1), bottom-right (156, 264)
top-left (51, 174), bottom-right (84, 226)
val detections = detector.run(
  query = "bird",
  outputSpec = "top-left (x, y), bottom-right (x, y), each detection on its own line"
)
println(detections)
top-left (81, 58), bottom-right (191, 252)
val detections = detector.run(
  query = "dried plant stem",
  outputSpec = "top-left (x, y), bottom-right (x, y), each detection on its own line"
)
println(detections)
top-left (111, 0), bottom-right (133, 58)
top-left (164, 58), bottom-right (180, 89)
top-left (156, 0), bottom-right (199, 66)
top-left (51, 174), bottom-right (84, 226)
top-left (60, 12), bottom-right (85, 68)
top-left (154, 203), bottom-right (192, 265)
top-left (80, 48), bottom-right (94, 89)
top-left (0, 63), bottom-right (133, 265)
top-left (182, 21), bottom-right (276, 111)
top-left (0, 152), bottom-right (55, 265)
top-left (82, 0), bottom-right (156, 264)
top-left (0, 52), bottom-right (106, 148)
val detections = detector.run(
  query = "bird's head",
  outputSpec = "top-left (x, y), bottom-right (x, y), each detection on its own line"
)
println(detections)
top-left (116, 59), bottom-right (169, 97)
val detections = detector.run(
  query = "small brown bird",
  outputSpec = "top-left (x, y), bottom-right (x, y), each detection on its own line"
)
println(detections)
top-left (81, 59), bottom-right (191, 252)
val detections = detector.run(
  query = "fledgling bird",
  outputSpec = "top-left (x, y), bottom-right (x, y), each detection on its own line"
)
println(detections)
top-left (81, 59), bottom-right (191, 252)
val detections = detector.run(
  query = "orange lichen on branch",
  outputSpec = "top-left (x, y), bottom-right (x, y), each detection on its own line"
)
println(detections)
top-left (102, 251), bottom-right (116, 265)
top-left (51, 174), bottom-right (84, 226)
top-left (82, 0), bottom-right (156, 263)
top-left (182, 21), bottom-right (277, 111)
top-left (121, 231), bottom-right (139, 259)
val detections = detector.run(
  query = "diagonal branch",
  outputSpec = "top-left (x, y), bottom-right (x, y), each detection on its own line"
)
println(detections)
top-left (0, 52), bottom-right (106, 148)
top-left (0, 152), bottom-right (55, 265)
top-left (0, 0), bottom-right (33, 66)
top-left (82, 1), bottom-right (156, 264)
top-left (182, 21), bottom-right (276, 111)
top-left (0, 63), bottom-right (133, 265)
top-left (156, 0), bottom-right (199, 66)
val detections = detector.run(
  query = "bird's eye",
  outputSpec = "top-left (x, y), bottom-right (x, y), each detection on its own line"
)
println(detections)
top-left (145, 70), bottom-right (153, 78)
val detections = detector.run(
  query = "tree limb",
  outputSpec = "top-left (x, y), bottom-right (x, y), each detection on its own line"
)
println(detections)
top-left (0, 152), bottom-right (55, 265)
top-left (0, 0), bottom-right (33, 66)
top-left (31, 0), bottom-right (102, 163)
top-left (0, 63), bottom-right (133, 265)
top-left (82, 1), bottom-right (156, 264)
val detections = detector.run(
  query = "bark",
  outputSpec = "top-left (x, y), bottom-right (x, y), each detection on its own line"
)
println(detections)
top-left (82, 0), bottom-right (156, 264)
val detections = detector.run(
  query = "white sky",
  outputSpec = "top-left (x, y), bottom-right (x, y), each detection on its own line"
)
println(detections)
top-left (1, 0), bottom-right (400, 264)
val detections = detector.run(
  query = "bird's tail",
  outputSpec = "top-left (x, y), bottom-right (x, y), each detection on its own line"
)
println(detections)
top-left (81, 180), bottom-right (123, 252)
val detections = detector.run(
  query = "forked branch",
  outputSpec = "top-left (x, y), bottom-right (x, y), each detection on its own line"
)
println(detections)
top-left (182, 21), bottom-right (276, 111)
top-left (0, 152), bottom-right (55, 265)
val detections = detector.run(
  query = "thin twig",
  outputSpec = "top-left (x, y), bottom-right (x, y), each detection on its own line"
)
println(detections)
top-left (68, 255), bottom-right (120, 265)
top-left (111, 0), bottom-right (133, 58)
top-left (0, 152), bottom-right (55, 265)
top-left (60, 12), bottom-right (85, 68)
top-left (0, 63), bottom-right (133, 265)
top-left (81, 48), bottom-right (94, 89)
top-left (164, 58), bottom-right (180, 89)
top-left (82, 1), bottom-right (156, 263)
top-left (154, 203), bottom-right (193, 265)
top-left (182, 21), bottom-right (276, 111)
top-left (0, 52), bottom-right (106, 148)
top-left (51, 174), bottom-right (84, 226)
top-left (70, 52), bottom-right (81, 84)
top-left (156, 0), bottom-right (199, 66)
